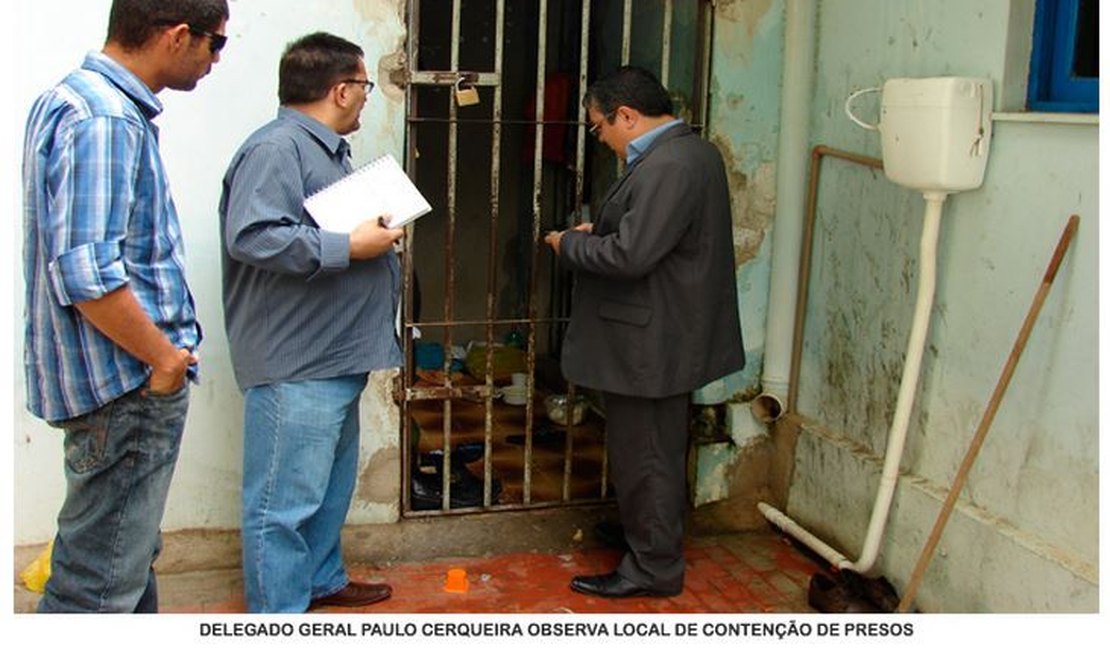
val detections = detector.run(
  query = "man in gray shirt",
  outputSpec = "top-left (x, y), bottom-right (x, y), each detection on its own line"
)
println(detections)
top-left (218, 32), bottom-right (403, 613)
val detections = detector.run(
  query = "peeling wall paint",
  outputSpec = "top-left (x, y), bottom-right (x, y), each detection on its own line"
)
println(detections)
top-left (351, 368), bottom-right (402, 520)
top-left (688, 1), bottom-right (784, 499)
top-left (695, 0), bottom-right (784, 414)
top-left (692, 442), bottom-right (735, 506)
top-left (714, 0), bottom-right (777, 64)
top-left (710, 135), bottom-right (777, 267)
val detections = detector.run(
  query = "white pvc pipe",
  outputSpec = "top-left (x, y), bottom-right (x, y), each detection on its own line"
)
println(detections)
top-left (757, 0), bottom-right (816, 415)
top-left (761, 191), bottom-right (947, 574)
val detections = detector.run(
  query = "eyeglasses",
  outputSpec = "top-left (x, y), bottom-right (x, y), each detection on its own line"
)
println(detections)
top-left (188, 25), bottom-right (228, 54)
top-left (588, 111), bottom-right (616, 137)
top-left (340, 78), bottom-right (375, 93)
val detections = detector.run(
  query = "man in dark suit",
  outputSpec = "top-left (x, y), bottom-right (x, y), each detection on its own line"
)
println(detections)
top-left (544, 66), bottom-right (744, 598)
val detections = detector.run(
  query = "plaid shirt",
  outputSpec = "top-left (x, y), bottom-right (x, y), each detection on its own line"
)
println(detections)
top-left (22, 52), bottom-right (201, 421)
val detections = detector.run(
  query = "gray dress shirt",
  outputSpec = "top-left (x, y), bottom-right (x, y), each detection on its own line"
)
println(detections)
top-left (219, 107), bottom-right (402, 390)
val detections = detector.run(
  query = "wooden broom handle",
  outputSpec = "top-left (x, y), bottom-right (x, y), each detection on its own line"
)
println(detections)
top-left (896, 214), bottom-right (1080, 613)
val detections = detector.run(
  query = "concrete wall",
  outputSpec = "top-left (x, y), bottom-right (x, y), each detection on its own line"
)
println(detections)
top-left (9, 0), bottom-right (410, 545)
top-left (786, 0), bottom-right (1097, 611)
top-left (696, 0), bottom-right (783, 406)
top-left (684, 0), bottom-right (785, 509)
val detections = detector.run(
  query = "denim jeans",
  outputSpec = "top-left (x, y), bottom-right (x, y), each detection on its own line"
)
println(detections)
top-left (38, 384), bottom-right (189, 613)
top-left (241, 373), bottom-right (367, 613)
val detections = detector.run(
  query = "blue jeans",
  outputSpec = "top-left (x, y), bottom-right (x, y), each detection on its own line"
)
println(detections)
top-left (38, 384), bottom-right (189, 613)
top-left (241, 374), bottom-right (367, 613)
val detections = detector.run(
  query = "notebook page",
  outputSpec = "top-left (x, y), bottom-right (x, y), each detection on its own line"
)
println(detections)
top-left (303, 153), bottom-right (432, 231)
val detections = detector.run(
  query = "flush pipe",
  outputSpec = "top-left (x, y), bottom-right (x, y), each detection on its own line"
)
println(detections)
top-left (751, 0), bottom-right (817, 424)
top-left (759, 190), bottom-right (948, 574)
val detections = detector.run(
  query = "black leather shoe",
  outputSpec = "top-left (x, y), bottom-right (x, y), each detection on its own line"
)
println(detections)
top-left (569, 572), bottom-right (680, 598)
top-left (410, 466), bottom-right (501, 511)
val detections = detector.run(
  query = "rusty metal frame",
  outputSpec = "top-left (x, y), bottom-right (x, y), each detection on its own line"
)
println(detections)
top-left (400, 0), bottom-right (714, 517)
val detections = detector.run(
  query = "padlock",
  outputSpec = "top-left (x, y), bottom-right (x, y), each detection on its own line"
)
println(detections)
top-left (455, 78), bottom-right (480, 107)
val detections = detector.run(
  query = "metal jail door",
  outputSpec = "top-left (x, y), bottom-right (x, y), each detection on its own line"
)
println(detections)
top-left (397, 0), bottom-right (713, 516)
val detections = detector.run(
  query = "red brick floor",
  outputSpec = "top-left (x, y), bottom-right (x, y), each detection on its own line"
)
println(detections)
top-left (158, 531), bottom-right (822, 614)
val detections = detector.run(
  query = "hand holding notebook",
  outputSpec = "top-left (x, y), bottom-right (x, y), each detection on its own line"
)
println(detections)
top-left (304, 153), bottom-right (432, 231)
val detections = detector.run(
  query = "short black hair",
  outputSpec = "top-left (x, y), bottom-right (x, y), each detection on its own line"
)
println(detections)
top-left (583, 66), bottom-right (674, 118)
top-left (279, 32), bottom-right (365, 105)
top-left (106, 0), bottom-right (229, 50)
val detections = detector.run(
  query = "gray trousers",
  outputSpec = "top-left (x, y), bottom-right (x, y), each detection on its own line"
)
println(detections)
top-left (604, 391), bottom-right (690, 592)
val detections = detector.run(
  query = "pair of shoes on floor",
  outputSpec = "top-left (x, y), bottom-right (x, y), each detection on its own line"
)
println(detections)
top-left (807, 572), bottom-right (901, 613)
top-left (308, 581), bottom-right (392, 611)
top-left (593, 520), bottom-right (629, 551)
top-left (411, 460), bottom-right (502, 511)
top-left (569, 571), bottom-right (681, 599)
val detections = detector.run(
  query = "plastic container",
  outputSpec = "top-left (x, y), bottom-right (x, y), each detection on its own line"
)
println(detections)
top-left (501, 385), bottom-right (528, 406)
top-left (846, 77), bottom-right (992, 192)
top-left (544, 394), bottom-right (588, 426)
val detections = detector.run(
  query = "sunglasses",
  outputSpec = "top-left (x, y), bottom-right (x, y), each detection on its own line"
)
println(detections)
top-left (188, 25), bottom-right (228, 54)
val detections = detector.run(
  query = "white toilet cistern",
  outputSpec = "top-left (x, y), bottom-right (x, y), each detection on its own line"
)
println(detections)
top-left (758, 77), bottom-right (993, 574)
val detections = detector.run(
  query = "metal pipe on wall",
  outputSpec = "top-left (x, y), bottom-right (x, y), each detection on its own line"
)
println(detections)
top-left (754, 145), bottom-right (884, 569)
top-left (786, 146), bottom-right (883, 413)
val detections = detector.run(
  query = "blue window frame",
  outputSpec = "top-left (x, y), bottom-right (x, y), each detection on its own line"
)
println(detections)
top-left (1027, 0), bottom-right (1098, 112)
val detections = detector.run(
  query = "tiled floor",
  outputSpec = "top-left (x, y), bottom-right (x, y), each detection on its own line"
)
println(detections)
top-left (134, 531), bottom-right (822, 614)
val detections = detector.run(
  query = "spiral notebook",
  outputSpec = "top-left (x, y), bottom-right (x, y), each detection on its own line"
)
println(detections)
top-left (304, 153), bottom-right (432, 231)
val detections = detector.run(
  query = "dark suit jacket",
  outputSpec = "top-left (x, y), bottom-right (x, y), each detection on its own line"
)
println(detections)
top-left (559, 122), bottom-right (745, 398)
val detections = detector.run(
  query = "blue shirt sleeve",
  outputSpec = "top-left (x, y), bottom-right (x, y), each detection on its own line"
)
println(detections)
top-left (45, 115), bottom-right (139, 306)
top-left (223, 140), bottom-right (350, 280)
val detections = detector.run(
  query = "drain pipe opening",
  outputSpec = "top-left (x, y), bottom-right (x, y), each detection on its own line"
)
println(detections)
top-left (751, 392), bottom-right (784, 423)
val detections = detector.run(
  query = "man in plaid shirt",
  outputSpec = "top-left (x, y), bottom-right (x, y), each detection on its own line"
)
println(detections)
top-left (21, 0), bottom-right (228, 612)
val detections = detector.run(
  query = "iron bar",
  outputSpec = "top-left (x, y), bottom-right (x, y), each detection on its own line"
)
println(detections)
top-left (481, 0), bottom-right (507, 509)
top-left (561, 0), bottom-right (593, 503)
top-left (400, 0), bottom-right (423, 515)
top-left (661, 0), bottom-right (673, 86)
top-left (404, 496), bottom-right (613, 517)
top-left (695, 0), bottom-right (714, 129)
top-left (406, 116), bottom-right (588, 126)
top-left (406, 70), bottom-right (501, 86)
top-left (621, 0), bottom-right (632, 65)
top-left (522, 0), bottom-right (550, 506)
top-left (437, 0), bottom-right (464, 511)
top-left (407, 384), bottom-right (496, 402)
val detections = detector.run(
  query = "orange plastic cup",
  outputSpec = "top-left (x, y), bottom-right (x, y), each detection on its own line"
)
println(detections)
top-left (444, 567), bottom-right (469, 593)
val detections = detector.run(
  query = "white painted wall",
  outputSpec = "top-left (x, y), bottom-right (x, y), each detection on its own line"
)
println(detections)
top-left (8, 0), bottom-right (410, 545)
